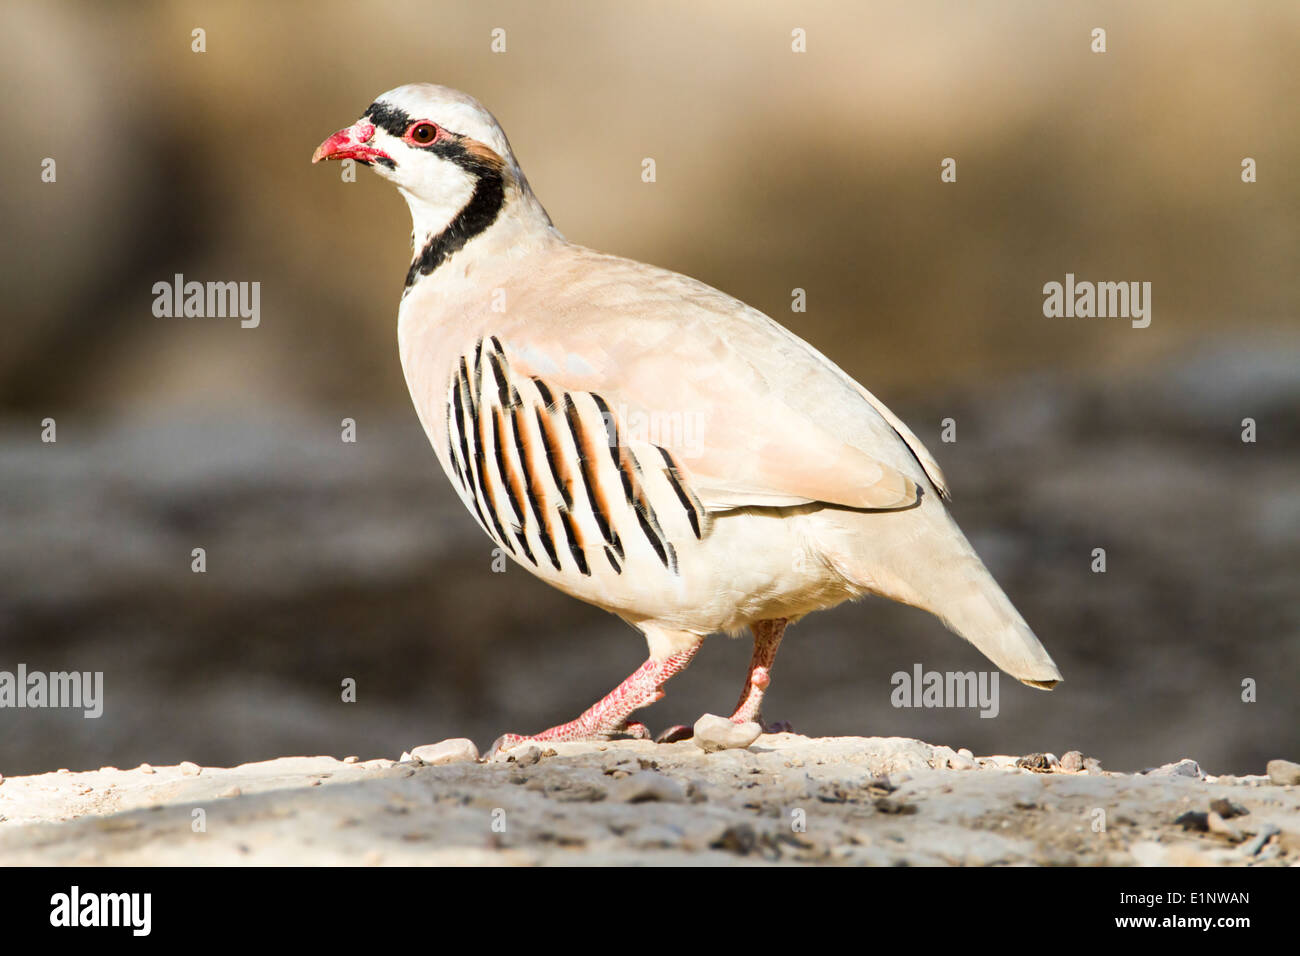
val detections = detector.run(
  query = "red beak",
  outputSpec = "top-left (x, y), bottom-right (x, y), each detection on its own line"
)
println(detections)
top-left (311, 120), bottom-right (388, 165)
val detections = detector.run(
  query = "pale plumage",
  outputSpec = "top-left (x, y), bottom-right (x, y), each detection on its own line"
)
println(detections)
top-left (314, 84), bottom-right (1062, 750)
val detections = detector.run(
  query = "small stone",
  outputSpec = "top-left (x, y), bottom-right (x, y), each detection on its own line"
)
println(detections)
top-left (409, 739), bottom-right (480, 766)
top-left (137, 763), bottom-right (154, 774)
top-left (1145, 758), bottom-right (1203, 779)
top-left (343, 756), bottom-right (359, 764)
top-left (218, 786), bottom-right (242, 798)
top-left (710, 823), bottom-right (758, 855)
top-left (948, 752), bottom-right (976, 770)
top-left (692, 714), bottom-right (761, 753)
top-left (1083, 757), bottom-right (1103, 773)
top-left (1208, 798), bottom-right (1248, 819)
top-left (1059, 751), bottom-right (1085, 772)
top-left (656, 724), bottom-right (694, 744)
top-left (509, 745), bottom-right (542, 767)
top-left (612, 771), bottom-right (687, 804)
top-left (1016, 753), bottom-right (1053, 772)
top-left (1265, 759), bottom-right (1300, 786)
top-left (957, 748), bottom-right (974, 760)
top-left (179, 761), bottom-right (201, 776)
top-left (1174, 811), bottom-right (1209, 832)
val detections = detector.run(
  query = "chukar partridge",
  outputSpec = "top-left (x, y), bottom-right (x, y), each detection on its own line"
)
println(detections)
top-left (313, 84), bottom-right (1062, 751)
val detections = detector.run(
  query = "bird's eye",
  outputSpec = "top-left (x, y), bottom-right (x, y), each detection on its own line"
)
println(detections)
top-left (409, 123), bottom-right (438, 144)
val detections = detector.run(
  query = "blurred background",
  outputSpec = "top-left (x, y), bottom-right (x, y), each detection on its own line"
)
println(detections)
top-left (1, 1), bottom-right (1296, 777)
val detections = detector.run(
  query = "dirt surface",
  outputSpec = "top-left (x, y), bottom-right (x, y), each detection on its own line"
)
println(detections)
top-left (2, 736), bottom-right (1296, 866)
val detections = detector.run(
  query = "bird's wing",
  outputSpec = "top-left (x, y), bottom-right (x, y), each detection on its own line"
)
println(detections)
top-left (462, 249), bottom-right (944, 515)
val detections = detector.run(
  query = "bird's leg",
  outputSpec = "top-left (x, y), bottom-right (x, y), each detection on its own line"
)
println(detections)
top-left (491, 643), bottom-right (701, 754)
top-left (729, 618), bottom-right (790, 730)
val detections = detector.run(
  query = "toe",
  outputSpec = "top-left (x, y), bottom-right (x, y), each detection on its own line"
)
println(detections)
top-left (487, 733), bottom-right (527, 759)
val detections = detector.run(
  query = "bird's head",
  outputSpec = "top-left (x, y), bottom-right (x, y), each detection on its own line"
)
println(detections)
top-left (313, 84), bottom-right (551, 275)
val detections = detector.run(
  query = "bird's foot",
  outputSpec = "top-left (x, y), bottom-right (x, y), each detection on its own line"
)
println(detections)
top-left (488, 718), bottom-right (650, 758)
top-left (727, 706), bottom-right (793, 735)
top-left (486, 646), bottom-right (700, 758)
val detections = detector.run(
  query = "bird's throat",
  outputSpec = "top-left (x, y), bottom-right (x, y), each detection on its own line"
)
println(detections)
top-left (404, 170), bottom-right (506, 289)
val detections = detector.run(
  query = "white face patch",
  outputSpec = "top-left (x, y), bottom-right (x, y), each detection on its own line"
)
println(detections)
top-left (359, 85), bottom-right (516, 250)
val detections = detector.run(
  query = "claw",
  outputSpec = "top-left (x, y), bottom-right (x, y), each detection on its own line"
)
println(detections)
top-left (486, 733), bottom-right (528, 760)
top-left (616, 720), bottom-right (652, 740)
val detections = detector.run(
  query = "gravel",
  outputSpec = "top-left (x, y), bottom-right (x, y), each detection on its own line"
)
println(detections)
top-left (3, 735), bottom-right (1297, 866)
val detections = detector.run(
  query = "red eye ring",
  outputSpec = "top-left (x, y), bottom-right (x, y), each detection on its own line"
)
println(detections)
top-left (407, 122), bottom-right (440, 145)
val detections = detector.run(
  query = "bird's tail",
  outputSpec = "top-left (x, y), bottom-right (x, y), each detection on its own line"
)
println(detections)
top-left (835, 507), bottom-right (1062, 688)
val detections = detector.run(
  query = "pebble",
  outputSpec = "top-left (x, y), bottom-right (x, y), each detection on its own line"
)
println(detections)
top-left (948, 752), bottom-right (976, 770)
top-left (218, 786), bottom-right (242, 798)
top-left (1266, 759), bottom-right (1300, 786)
top-left (1208, 798), bottom-right (1247, 819)
top-left (137, 763), bottom-right (154, 774)
top-left (179, 761), bottom-right (202, 776)
top-left (692, 714), bottom-right (761, 753)
top-left (343, 756), bottom-right (359, 764)
top-left (1015, 753), bottom-right (1054, 772)
top-left (656, 725), bottom-right (694, 744)
top-left (1144, 758), bottom-right (1203, 779)
top-left (409, 739), bottom-right (480, 766)
top-left (612, 771), bottom-right (687, 803)
top-left (1059, 751), bottom-right (1085, 772)
top-left (509, 745), bottom-right (543, 767)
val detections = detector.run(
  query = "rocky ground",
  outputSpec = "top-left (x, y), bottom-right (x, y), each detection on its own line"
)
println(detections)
top-left (2, 734), bottom-right (1297, 866)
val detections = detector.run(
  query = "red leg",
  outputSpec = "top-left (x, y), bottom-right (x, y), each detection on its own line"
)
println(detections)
top-left (729, 618), bottom-right (788, 728)
top-left (491, 644), bottom-right (700, 754)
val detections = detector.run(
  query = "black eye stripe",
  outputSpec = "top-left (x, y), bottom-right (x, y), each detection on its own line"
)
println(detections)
top-left (363, 101), bottom-right (412, 138)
